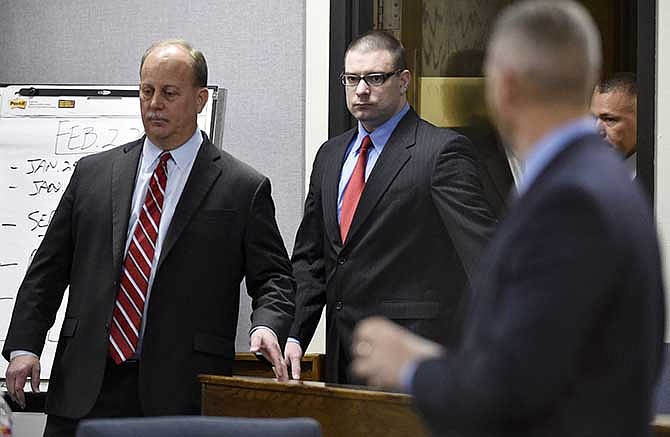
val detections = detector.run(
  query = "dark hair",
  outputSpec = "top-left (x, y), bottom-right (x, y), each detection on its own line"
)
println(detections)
top-left (595, 72), bottom-right (638, 97)
top-left (345, 30), bottom-right (407, 70)
top-left (140, 39), bottom-right (208, 87)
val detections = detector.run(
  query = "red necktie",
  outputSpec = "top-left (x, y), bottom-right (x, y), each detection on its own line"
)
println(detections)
top-left (109, 152), bottom-right (171, 364)
top-left (340, 135), bottom-right (372, 242)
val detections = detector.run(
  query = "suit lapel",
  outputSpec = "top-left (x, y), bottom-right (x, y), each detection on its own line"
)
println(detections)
top-left (343, 110), bottom-right (416, 245)
top-left (111, 139), bottom-right (143, 275)
top-left (322, 130), bottom-right (357, 247)
top-left (156, 137), bottom-right (222, 271)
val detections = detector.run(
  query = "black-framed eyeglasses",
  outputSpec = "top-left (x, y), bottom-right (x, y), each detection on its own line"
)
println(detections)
top-left (340, 69), bottom-right (403, 87)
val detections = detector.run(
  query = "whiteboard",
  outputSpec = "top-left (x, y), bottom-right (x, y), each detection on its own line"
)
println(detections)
top-left (0, 84), bottom-right (223, 379)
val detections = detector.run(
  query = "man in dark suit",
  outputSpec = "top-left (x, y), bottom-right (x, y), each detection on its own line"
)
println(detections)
top-left (352, 1), bottom-right (666, 436)
top-left (284, 30), bottom-right (496, 383)
top-left (3, 39), bottom-right (294, 436)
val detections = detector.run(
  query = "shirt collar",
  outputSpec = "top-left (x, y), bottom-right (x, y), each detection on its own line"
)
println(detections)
top-left (142, 129), bottom-right (203, 171)
top-left (625, 151), bottom-right (637, 178)
top-left (354, 103), bottom-right (410, 151)
top-left (518, 116), bottom-right (596, 195)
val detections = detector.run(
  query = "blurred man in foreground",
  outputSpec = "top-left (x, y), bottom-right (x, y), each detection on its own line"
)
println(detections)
top-left (352, 2), bottom-right (665, 436)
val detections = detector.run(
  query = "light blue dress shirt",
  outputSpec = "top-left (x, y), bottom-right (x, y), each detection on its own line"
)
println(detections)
top-left (517, 116), bottom-right (596, 195)
top-left (337, 103), bottom-right (411, 222)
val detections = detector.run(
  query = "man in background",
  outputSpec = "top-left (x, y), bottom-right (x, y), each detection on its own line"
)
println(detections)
top-left (3, 39), bottom-right (294, 436)
top-left (285, 30), bottom-right (496, 383)
top-left (591, 72), bottom-right (637, 175)
top-left (352, 2), bottom-right (665, 435)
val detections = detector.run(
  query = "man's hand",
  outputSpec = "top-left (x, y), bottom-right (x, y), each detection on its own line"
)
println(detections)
top-left (351, 317), bottom-right (444, 391)
top-left (249, 328), bottom-right (288, 382)
top-left (284, 341), bottom-right (303, 380)
top-left (5, 355), bottom-right (41, 409)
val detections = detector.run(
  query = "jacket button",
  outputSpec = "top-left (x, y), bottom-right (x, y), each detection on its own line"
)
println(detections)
top-left (335, 301), bottom-right (343, 310)
top-left (104, 323), bottom-right (109, 332)
top-left (338, 257), bottom-right (347, 265)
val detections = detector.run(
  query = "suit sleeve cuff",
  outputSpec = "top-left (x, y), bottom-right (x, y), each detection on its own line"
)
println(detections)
top-left (10, 350), bottom-right (39, 361)
top-left (250, 326), bottom-right (277, 340)
top-left (400, 360), bottom-right (420, 393)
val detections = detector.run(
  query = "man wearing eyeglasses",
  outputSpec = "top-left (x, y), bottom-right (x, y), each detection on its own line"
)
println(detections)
top-left (284, 30), bottom-right (497, 384)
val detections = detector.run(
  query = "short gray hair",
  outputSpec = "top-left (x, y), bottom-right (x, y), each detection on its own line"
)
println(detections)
top-left (487, 0), bottom-right (601, 105)
top-left (140, 39), bottom-right (208, 88)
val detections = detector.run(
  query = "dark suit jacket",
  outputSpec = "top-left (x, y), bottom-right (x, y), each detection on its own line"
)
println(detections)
top-left (290, 108), bottom-right (497, 382)
top-left (2, 134), bottom-right (295, 418)
top-left (454, 123), bottom-right (514, 217)
top-left (412, 134), bottom-right (666, 436)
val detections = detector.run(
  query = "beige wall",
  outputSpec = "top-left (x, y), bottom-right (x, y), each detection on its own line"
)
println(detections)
top-left (303, 0), bottom-right (329, 353)
top-left (656, 0), bottom-right (670, 340)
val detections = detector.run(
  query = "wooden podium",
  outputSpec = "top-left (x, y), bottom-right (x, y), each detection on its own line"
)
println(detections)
top-left (199, 375), bottom-right (431, 437)
top-left (200, 375), bottom-right (670, 437)
top-left (656, 416), bottom-right (670, 437)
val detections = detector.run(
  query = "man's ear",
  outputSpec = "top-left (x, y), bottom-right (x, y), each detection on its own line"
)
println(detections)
top-left (196, 87), bottom-right (208, 113)
top-left (499, 68), bottom-right (523, 108)
top-left (399, 69), bottom-right (411, 94)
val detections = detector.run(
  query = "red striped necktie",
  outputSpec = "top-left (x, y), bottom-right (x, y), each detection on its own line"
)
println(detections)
top-left (109, 152), bottom-right (171, 364)
top-left (340, 135), bottom-right (372, 242)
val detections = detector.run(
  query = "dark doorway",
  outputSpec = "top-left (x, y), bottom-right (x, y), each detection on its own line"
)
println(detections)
top-left (329, 0), bottom-right (654, 199)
